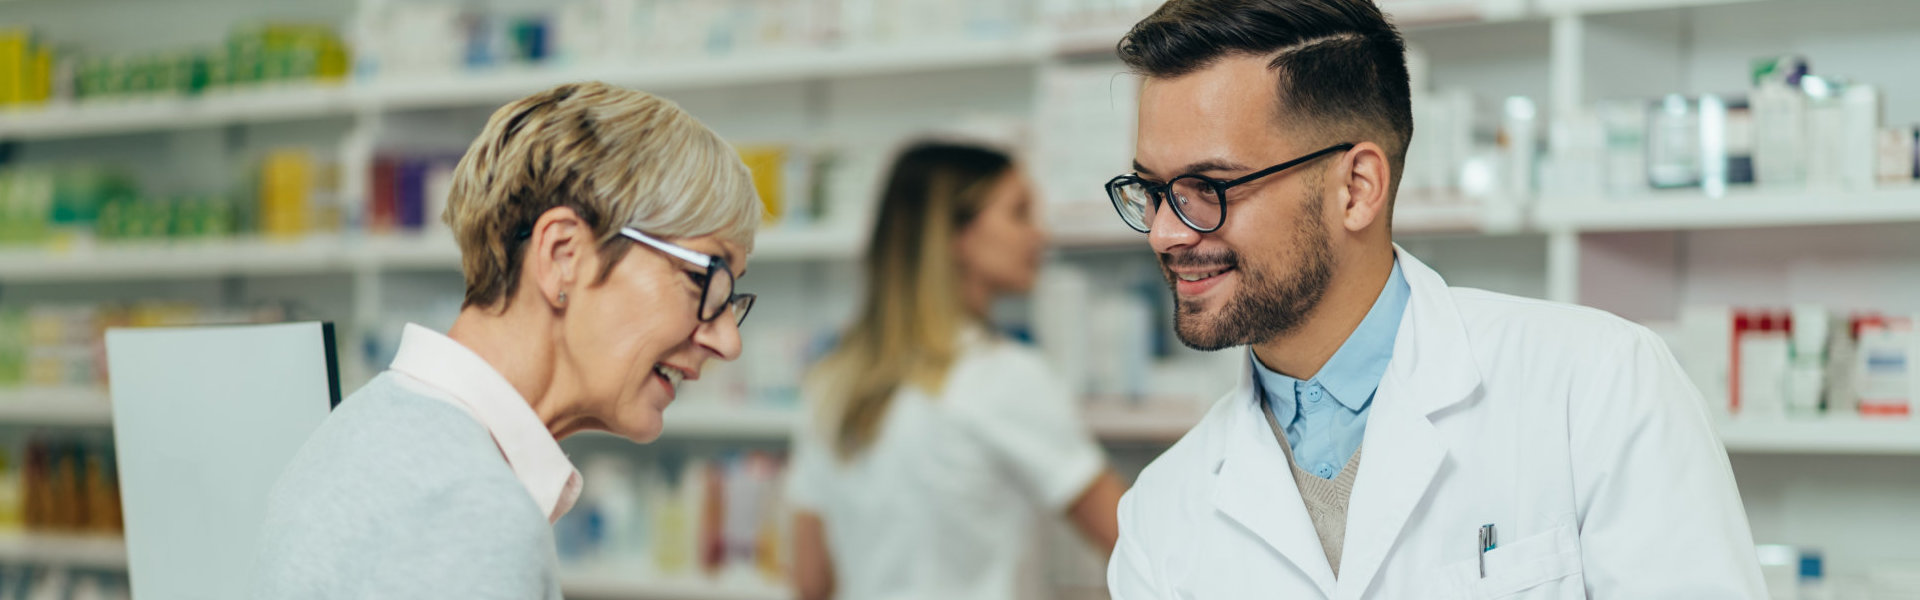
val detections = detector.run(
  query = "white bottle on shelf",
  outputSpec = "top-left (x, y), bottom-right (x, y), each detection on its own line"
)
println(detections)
top-left (1597, 100), bottom-right (1650, 197)
top-left (1786, 305), bottom-right (1828, 417)
top-left (1751, 78), bottom-right (1808, 189)
top-left (1840, 84), bottom-right (1883, 190)
top-left (1803, 77), bottom-right (1848, 189)
top-left (1501, 96), bottom-right (1539, 201)
top-left (1739, 316), bottom-right (1791, 419)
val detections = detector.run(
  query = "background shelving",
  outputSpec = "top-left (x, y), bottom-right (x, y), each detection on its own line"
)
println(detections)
top-left (0, 533), bottom-right (128, 570)
top-left (0, 85), bottom-right (356, 141)
top-left (4, 0), bottom-right (1920, 596)
top-left (1717, 418), bottom-right (1920, 456)
top-left (560, 570), bottom-right (790, 600)
top-left (1537, 187), bottom-right (1920, 232)
top-left (0, 388), bottom-right (113, 427)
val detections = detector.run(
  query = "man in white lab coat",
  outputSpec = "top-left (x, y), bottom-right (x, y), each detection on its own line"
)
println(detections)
top-left (1100, 0), bottom-right (1768, 598)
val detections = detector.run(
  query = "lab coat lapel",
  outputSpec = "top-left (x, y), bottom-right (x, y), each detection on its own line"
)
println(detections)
top-left (1209, 366), bottom-right (1339, 597)
top-left (1336, 248), bottom-right (1482, 599)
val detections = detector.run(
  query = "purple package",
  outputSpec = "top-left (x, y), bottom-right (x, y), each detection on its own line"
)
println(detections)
top-left (397, 159), bottom-right (429, 230)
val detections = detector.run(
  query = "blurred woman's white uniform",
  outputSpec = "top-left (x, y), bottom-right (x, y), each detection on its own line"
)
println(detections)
top-left (787, 325), bottom-right (1105, 600)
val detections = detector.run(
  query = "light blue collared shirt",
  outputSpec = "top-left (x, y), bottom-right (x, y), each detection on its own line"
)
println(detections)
top-left (1253, 260), bottom-right (1409, 480)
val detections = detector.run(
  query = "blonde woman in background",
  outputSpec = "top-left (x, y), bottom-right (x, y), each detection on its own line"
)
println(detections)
top-left (788, 142), bottom-right (1126, 600)
top-left (252, 82), bottom-right (760, 599)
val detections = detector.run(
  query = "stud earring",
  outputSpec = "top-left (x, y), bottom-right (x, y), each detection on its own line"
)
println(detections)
top-left (557, 291), bottom-right (568, 306)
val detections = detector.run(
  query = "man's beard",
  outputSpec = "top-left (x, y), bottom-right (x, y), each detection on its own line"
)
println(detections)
top-left (1162, 194), bottom-right (1334, 351)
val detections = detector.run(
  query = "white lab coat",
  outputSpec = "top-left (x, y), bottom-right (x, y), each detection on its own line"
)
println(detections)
top-left (1108, 248), bottom-right (1766, 600)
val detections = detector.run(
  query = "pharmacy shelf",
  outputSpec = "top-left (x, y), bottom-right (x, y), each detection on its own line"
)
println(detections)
top-left (635, 403), bottom-right (1215, 442)
top-left (751, 226), bottom-right (865, 262)
top-left (1534, 187), bottom-right (1920, 232)
top-left (1080, 408), bottom-right (1920, 453)
top-left (357, 234), bottom-right (465, 271)
top-left (1048, 218), bottom-right (1145, 250)
top-left (1535, 0), bottom-right (1767, 16)
top-left (1045, 198), bottom-right (1527, 251)
top-left (0, 84), bottom-right (355, 141)
top-left (0, 237), bottom-right (353, 283)
top-left (1398, 198), bottom-right (1529, 234)
top-left (1382, 0), bottom-right (1531, 26)
top-left (0, 0), bottom-right (1838, 143)
top-left (0, 533), bottom-right (127, 569)
top-left (363, 226), bottom-right (864, 272)
top-left (0, 38), bottom-right (1048, 141)
top-left (561, 569), bottom-right (790, 600)
top-left (1717, 418), bottom-right (1920, 455)
top-left (1085, 406), bottom-right (1209, 442)
top-left (368, 38), bottom-right (1051, 111)
top-left (0, 388), bottom-right (113, 427)
top-left (1047, 0), bottom-right (1533, 51)
top-left (657, 403), bottom-right (795, 440)
top-left (0, 225), bottom-right (866, 283)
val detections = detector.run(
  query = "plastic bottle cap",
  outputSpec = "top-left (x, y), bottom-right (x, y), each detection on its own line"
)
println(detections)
top-left (1798, 551), bottom-right (1824, 580)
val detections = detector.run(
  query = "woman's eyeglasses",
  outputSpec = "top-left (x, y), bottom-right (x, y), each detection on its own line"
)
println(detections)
top-left (619, 227), bottom-right (755, 326)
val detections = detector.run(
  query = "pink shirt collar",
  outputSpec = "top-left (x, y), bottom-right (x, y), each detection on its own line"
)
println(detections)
top-left (387, 323), bottom-right (583, 524)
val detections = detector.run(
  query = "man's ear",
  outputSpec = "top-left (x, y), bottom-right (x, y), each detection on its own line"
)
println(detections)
top-left (1333, 142), bottom-right (1391, 234)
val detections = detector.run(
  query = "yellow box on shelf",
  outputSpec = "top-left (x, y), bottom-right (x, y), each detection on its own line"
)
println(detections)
top-left (0, 29), bottom-right (54, 107)
top-left (258, 150), bottom-right (312, 238)
top-left (736, 145), bottom-right (787, 224)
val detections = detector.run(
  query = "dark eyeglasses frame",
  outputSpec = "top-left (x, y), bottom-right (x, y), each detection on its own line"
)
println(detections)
top-left (618, 227), bottom-right (756, 326)
top-left (1105, 143), bottom-right (1355, 234)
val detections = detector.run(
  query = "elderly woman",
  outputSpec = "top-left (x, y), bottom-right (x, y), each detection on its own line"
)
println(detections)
top-left (250, 82), bottom-right (760, 598)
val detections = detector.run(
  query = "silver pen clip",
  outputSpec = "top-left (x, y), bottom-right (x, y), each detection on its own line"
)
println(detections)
top-left (1477, 524), bottom-right (1496, 578)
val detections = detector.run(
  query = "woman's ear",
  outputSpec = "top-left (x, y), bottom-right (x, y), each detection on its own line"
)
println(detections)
top-left (526, 206), bottom-right (593, 310)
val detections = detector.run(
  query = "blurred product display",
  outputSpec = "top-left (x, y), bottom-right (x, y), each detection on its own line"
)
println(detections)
top-left (0, 24), bottom-right (348, 109)
top-left (2, 0), bottom-right (1919, 598)
top-left (10, 434), bottom-right (120, 535)
top-left (1550, 54), bottom-right (1918, 202)
top-left (0, 151), bottom-right (341, 249)
top-left (0, 302), bottom-right (294, 391)
top-left (1659, 306), bottom-right (1917, 421)
top-left (356, 0), bottom-right (1030, 78)
top-left (0, 569), bottom-right (129, 600)
top-left (554, 449), bottom-right (791, 585)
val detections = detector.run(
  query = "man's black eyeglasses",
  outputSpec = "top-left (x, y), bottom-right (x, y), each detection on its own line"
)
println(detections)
top-left (1105, 143), bottom-right (1354, 234)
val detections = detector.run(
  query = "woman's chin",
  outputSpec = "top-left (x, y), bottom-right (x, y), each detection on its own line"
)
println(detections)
top-left (611, 413), bottom-right (665, 444)
top-left (612, 394), bottom-right (668, 443)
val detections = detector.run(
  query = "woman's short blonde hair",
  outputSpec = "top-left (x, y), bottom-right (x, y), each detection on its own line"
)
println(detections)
top-left (444, 81), bottom-right (760, 309)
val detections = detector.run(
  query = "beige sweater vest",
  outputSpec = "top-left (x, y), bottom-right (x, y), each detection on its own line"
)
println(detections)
top-left (1265, 408), bottom-right (1363, 577)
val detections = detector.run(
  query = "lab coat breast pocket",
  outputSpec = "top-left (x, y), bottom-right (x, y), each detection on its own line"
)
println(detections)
top-left (1430, 524), bottom-right (1585, 600)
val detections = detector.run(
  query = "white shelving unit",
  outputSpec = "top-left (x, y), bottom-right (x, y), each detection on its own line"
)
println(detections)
top-left (0, 224), bottom-right (868, 284)
top-left (0, 533), bottom-right (128, 569)
top-left (369, 38), bottom-right (1052, 112)
top-left (1537, 187), bottom-right (1920, 232)
top-left (0, 40), bottom-right (1054, 142)
top-left (1536, 0), bottom-right (1766, 16)
top-left (0, 389), bottom-right (113, 427)
top-left (1045, 198), bottom-right (1526, 249)
top-left (655, 403), bottom-right (795, 440)
top-left (1083, 404), bottom-right (1211, 443)
top-left (560, 569), bottom-right (790, 600)
top-left (0, 85), bottom-right (356, 141)
top-left (7, 0), bottom-right (1920, 588)
top-left (0, 236), bottom-right (353, 283)
top-left (1717, 418), bottom-right (1920, 455)
top-left (617, 403), bottom-right (1200, 444)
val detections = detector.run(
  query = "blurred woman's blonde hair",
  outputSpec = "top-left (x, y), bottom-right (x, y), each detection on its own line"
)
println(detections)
top-left (444, 81), bottom-right (760, 309)
top-left (812, 142), bottom-right (1013, 459)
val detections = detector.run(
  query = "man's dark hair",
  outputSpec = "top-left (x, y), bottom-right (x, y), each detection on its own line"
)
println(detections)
top-left (1119, 0), bottom-right (1413, 190)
